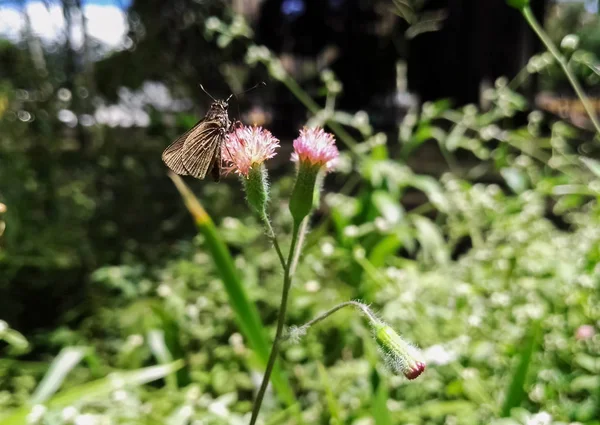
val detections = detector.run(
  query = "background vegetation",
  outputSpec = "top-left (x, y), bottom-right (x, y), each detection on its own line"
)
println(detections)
top-left (0, 0), bottom-right (599, 424)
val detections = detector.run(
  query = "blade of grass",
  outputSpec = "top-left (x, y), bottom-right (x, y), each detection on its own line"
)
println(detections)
top-left (30, 346), bottom-right (87, 405)
top-left (0, 361), bottom-right (184, 425)
top-left (371, 368), bottom-right (393, 425)
top-left (501, 320), bottom-right (541, 416)
top-left (316, 361), bottom-right (342, 425)
top-left (147, 330), bottom-right (177, 391)
top-left (168, 173), bottom-right (295, 406)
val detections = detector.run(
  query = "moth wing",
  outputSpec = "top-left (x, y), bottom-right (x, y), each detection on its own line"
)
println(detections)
top-left (161, 120), bottom-right (203, 175)
top-left (182, 119), bottom-right (223, 179)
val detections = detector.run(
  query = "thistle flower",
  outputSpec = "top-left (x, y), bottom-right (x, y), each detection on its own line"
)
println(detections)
top-left (291, 127), bottom-right (339, 171)
top-left (289, 127), bottom-right (338, 224)
top-left (223, 125), bottom-right (279, 217)
top-left (223, 125), bottom-right (279, 178)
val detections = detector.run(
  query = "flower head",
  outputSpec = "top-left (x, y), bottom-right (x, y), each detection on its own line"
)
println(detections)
top-left (223, 125), bottom-right (279, 177)
top-left (291, 127), bottom-right (339, 171)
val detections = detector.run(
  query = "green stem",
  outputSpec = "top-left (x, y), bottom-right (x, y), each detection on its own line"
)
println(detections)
top-left (522, 6), bottom-right (600, 136)
top-left (289, 217), bottom-right (308, 275)
top-left (249, 220), bottom-right (303, 425)
top-left (288, 301), bottom-right (379, 339)
top-left (262, 214), bottom-right (287, 269)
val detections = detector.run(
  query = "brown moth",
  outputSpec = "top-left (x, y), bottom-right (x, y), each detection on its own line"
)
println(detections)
top-left (162, 88), bottom-right (235, 181)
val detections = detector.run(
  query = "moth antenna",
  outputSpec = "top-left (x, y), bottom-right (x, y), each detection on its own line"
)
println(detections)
top-left (198, 84), bottom-right (217, 102)
top-left (227, 82), bottom-right (266, 121)
top-left (227, 81), bottom-right (266, 103)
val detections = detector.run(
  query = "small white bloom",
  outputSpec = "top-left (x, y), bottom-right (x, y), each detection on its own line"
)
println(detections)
top-left (126, 334), bottom-right (143, 347)
top-left (186, 304), bottom-right (199, 319)
top-left (61, 406), bottom-right (78, 422)
top-left (344, 225), bottom-right (359, 237)
top-left (304, 280), bottom-right (320, 293)
top-left (561, 34), bottom-right (579, 50)
top-left (423, 344), bottom-right (457, 366)
top-left (375, 217), bottom-right (391, 231)
top-left (112, 389), bottom-right (128, 402)
top-left (320, 242), bottom-right (334, 256)
top-left (179, 405), bottom-right (194, 419)
top-left (468, 315), bottom-right (482, 327)
top-left (526, 411), bottom-right (552, 425)
top-left (26, 405), bottom-right (46, 424)
top-left (74, 414), bottom-right (99, 425)
top-left (157, 284), bottom-right (172, 297)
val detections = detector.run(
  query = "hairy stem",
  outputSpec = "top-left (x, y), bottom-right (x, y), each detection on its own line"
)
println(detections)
top-left (249, 220), bottom-right (303, 425)
top-left (262, 214), bottom-right (286, 269)
top-left (289, 301), bottom-right (379, 339)
top-left (289, 217), bottom-right (308, 275)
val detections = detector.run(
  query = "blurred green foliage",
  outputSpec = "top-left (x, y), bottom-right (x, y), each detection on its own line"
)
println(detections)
top-left (1, 3), bottom-right (600, 425)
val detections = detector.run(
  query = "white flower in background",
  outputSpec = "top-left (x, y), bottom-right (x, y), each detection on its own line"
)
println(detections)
top-left (561, 34), bottom-right (579, 50)
top-left (423, 344), bottom-right (457, 366)
top-left (126, 334), bottom-right (144, 348)
top-left (320, 242), bottom-right (334, 256)
top-left (304, 280), bottom-right (320, 293)
top-left (157, 284), bottom-right (172, 297)
top-left (26, 405), bottom-right (46, 424)
top-left (61, 406), bottom-right (79, 423)
top-left (74, 414), bottom-right (100, 425)
top-left (525, 411), bottom-right (552, 425)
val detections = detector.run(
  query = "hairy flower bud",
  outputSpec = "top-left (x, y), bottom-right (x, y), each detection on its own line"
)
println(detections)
top-left (372, 321), bottom-right (426, 380)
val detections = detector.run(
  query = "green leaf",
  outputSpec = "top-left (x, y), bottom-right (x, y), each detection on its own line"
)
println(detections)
top-left (411, 215), bottom-right (449, 265)
top-left (501, 168), bottom-right (529, 194)
top-left (371, 368), bottom-right (392, 425)
top-left (30, 347), bottom-right (87, 405)
top-left (0, 361), bottom-right (184, 425)
top-left (169, 174), bottom-right (295, 406)
top-left (570, 375), bottom-right (598, 392)
top-left (147, 330), bottom-right (177, 390)
top-left (501, 321), bottom-right (541, 416)
top-left (317, 362), bottom-right (342, 425)
top-left (372, 191), bottom-right (404, 225)
top-left (580, 157), bottom-right (600, 179)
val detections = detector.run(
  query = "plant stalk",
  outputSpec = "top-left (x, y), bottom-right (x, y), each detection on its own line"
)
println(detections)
top-left (262, 215), bottom-right (287, 268)
top-left (249, 220), bottom-right (303, 425)
top-left (522, 6), bottom-right (600, 136)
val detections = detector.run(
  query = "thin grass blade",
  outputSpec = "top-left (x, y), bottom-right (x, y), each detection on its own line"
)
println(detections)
top-left (501, 321), bottom-right (541, 416)
top-left (30, 346), bottom-right (87, 405)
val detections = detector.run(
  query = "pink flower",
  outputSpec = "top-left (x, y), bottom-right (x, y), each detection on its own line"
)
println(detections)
top-left (291, 127), bottom-right (339, 171)
top-left (575, 325), bottom-right (595, 341)
top-left (223, 125), bottom-right (279, 177)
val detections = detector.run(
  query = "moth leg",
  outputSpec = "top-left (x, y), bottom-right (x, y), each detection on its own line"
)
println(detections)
top-left (231, 120), bottom-right (243, 131)
top-left (210, 144), bottom-right (222, 182)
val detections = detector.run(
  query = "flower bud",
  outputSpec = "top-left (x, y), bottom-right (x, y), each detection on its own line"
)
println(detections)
top-left (289, 161), bottom-right (320, 224)
top-left (372, 321), bottom-right (426, 380)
